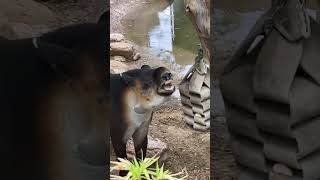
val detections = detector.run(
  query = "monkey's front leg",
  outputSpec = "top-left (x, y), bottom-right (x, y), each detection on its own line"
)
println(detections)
top-left (133, 114), bottom-right (152, 160)
top-left (133, 134), bottom-right (148, 160)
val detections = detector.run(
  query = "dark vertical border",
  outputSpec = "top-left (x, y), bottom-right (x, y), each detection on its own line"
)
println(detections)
top-left (106, 2), bottom-right (110, 180)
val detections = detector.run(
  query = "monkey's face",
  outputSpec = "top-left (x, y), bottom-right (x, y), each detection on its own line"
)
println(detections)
top-left (154, 67), bottom-right (175, 96)
top-left (129, 65), bottom-right (175, 114)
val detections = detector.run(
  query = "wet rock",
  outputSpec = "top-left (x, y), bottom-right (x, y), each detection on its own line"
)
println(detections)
top-left (110, 42), bottom-right (136, 60)
top-left (127, 136), bottom-right (168, 165)
top-left (110, 60), bottom-right (129, 73)
top-left (111, 55), bottom-right (126, 62)
top-left (110, 33), bottom-right (125, 42)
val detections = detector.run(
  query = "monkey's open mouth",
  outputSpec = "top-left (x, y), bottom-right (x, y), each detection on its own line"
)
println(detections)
top-left (158, 80), bottom-right (175, 95)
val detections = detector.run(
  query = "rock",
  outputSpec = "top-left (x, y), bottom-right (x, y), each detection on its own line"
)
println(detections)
top-left (110, 42), bottom-right (136, 60)
top-left (0, 0), bottom-right (55, 25)
top-left (111, 55), bottom-right (126, 62)
top-left (110, 33), bottom-right (125, 42)
top-left (127, 136), bottom-right (168, 165)
top-left (110, 60), bottom-right (129, 73)
top-left (0, 0), bottom-right (54, 39)
top-left (8, 23), bottom-right (33, 38)
top-left (109, 136), bottom-right (168, 166)
top-left (132, 53), bottom-right (141, 61)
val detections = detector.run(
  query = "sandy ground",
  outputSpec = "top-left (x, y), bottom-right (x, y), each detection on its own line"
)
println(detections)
top-left (111, 0), bottom-right (210, 179)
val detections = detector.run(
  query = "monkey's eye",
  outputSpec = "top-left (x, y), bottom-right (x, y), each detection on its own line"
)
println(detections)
top-left (162, 73), bottom-right (172, 80)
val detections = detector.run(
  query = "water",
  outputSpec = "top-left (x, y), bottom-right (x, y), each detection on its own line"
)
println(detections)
top-left (123, 0), bottom-right (204, 66)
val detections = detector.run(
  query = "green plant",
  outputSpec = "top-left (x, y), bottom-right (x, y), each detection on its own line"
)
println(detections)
top-left (110, 156), bottom-right (188, 180)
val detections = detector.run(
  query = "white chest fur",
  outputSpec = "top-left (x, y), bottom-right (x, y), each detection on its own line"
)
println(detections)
top-left (122, 89), bottom-right (168, 143)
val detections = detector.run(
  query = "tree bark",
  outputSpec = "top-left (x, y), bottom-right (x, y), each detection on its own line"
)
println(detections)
top-left (184, 0), bottom-right (211, 62)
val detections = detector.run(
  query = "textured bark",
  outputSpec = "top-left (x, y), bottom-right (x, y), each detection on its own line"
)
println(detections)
top-left (184, 0), bottom-right (211, 60)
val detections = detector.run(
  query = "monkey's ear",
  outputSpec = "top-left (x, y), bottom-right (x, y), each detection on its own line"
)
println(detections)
top-left (121, 73), bottom-right (135, 86)
top-left (154, 67), bottom-right (167, 74)
top-left (141, 65), bottom-right (151, 69)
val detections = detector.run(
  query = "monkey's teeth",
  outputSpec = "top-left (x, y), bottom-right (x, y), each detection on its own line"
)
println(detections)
top-left (164, 85), bottom-right (174, 91)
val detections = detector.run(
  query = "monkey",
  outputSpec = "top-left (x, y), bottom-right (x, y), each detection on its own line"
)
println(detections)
top-left (110, 65), bottom-right (175, 176)
top-left (0, 11), bottom-right (109, 180)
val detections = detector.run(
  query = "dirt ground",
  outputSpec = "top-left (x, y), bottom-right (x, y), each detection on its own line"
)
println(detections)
top-left (151, 101), bottom-right (210, 180)
top-left (111, 0), bottom-right (210, 179)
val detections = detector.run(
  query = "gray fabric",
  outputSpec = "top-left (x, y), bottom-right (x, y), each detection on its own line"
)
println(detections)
top-left (253, 29), bottom-right (302, 104)
top-left (273, 0), bottom-right (310, 41)
top-left (227, 105), bottom-right (263, 143)
top-left (220, 6), bottom-right (320, 179)
top-left (238, 166), bottom-right (268, 180)
top-left (300, 150), bottom-right (320, 180)
top-left (300, 19), bottom-right (320, 85)
top-left (269, 171), bottom-right (302, 180)
top-left (290, 77), bottom-right (320, 124)
top-left (256, 101), bottom-right (292, 137)
top-left (262, 134), bottom-right (300, 169)
top-left (230, 133), bottom-right (268, 173)
top-left (221, 64), bottom-right (256, 113)
top-left (293, 117), bottom-right (320, 158)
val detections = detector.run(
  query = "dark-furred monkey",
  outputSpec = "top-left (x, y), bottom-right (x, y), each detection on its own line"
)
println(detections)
top-left (110, 65), bottom-right (175, 175)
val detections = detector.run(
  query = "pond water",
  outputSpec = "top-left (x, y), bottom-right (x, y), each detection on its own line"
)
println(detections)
top-left (123, 0), bottom-right (205, 67)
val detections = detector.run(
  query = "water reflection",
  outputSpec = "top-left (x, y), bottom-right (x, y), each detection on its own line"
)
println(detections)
top-left (124, 0), bottom-right (202, 66)
top-left (149, 5), bottom-right (174, 63)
